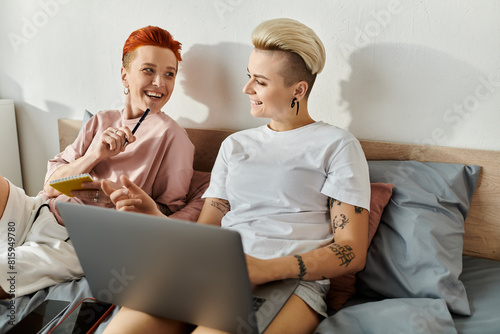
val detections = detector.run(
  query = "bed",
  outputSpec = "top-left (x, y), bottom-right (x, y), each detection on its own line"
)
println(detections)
top-left (1, 118), bottom-right (499, 333)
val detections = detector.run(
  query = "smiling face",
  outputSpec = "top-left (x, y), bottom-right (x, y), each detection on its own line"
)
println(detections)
top-left (242, 49), bottom-right (298, 122)
top-left (121, 45), bottom-right (178, 117)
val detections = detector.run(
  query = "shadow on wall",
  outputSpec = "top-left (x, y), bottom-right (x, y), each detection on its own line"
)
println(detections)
top-left (341, 43), bottom-right (489, 146)
top-left (177, 42), bottom-right (265, 130)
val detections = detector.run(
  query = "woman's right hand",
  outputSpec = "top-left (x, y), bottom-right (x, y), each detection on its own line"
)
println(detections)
top-left (102, 175), bottom-right (164, 217)
top-left (95, 126), bottom-right (135, 160)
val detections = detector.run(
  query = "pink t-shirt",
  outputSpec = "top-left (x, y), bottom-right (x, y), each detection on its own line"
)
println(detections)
top-left (44, 109), bottom-right (194, 223)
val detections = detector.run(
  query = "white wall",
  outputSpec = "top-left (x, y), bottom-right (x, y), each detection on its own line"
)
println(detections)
top-left (1, 0), bottom-right (499, 195)
top-left (0, 100), bottom-right (23, 188)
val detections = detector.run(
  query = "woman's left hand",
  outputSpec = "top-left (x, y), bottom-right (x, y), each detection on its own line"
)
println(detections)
top-left (102, 175), bottom-right (164, 217)
top-left (70, 180), bottom-right (115, 206)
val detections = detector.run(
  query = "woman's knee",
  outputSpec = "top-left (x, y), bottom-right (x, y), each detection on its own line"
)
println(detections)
top-left (264, 294), bottom-right (321, 334)
top-left (103, 307), bottom-right (193, 334)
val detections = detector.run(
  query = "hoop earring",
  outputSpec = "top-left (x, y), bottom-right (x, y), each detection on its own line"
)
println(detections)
top-left (124, 87), bottom-right (129, 95)
top-left (291, 98), bottom-right (299, 116)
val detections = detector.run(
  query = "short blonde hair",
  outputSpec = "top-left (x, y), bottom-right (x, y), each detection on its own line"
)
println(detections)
top-left (251, 18), bottom-right (326, 85)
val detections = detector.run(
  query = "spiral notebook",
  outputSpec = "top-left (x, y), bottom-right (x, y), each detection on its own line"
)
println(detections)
top-left (49, 173), bottom-right (95, 197)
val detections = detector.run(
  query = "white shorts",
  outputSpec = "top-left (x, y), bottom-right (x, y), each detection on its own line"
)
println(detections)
top-left (0, 180), bottom-right (83, 298)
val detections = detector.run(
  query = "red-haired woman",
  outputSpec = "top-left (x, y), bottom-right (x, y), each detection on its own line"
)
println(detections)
top-left (44, 25), bottom-right (193, 219)
top-left (0, 26), bottom-right (194, 299)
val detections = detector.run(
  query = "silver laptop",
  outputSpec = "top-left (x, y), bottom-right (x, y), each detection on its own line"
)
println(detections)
top-left (57, 202), bottom-right (299, 334)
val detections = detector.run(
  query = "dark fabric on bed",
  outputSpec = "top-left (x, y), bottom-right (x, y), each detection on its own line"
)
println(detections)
top-left (452, 256), bottom-right (500, 333)
top-left (0, 278), bottom-right (118, 333)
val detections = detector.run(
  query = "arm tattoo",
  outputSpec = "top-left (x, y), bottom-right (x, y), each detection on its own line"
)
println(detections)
top-left (332, 214), bottom-right (349, 234)
top-left (330, 198), bottom-right (365, 214)
top-left (294, 255), bottom-right (307, 280)
top-left (328, 197), bottom-right (342, 209)
top-left (328, 243), bottom-right (355, 267)
top-left (211, 199), bottom-right (230, 215)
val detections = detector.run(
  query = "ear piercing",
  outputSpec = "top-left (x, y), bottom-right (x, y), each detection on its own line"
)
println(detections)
top-left (291, 98), bottom-right (299, 116)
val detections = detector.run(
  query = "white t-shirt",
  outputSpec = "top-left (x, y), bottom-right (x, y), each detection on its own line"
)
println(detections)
top-left (203, 121), bottom-right (370, 259)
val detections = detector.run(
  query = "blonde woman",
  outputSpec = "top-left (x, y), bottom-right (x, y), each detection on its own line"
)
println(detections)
top-left (104, 18), bottom-right (370, 334)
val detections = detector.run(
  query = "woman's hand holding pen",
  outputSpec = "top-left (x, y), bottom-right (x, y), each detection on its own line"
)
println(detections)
top-left (96, 126), bottom-right (136, 159)
top-left (95, 107), bottom-right (149, 159)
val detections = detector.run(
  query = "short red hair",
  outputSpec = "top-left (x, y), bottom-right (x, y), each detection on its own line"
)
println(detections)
top-left (122, 26), bottom-right (182, 68)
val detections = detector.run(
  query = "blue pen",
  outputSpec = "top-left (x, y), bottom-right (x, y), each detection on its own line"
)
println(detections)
top-left (124, 107), bottom-right (150, 147)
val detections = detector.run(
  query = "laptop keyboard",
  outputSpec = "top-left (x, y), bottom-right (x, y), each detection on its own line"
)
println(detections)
top-left (252, 296), bottom-right (266, 311)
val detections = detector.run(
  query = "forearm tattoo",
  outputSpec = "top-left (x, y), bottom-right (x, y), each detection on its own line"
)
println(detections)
top-left (211, 199), bottom-right (230, 215)
top-left (294, 255), bottom-right (307, 280)
top-left (329, 243), bottom-right (355, 268)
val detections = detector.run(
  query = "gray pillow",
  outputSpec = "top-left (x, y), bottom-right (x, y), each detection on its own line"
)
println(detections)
top-left (79, 109), bottom-right (94, 134)
top-left (315, 298), bottom-right (457, 334)
top-left (356, 161), bottom-right (480, 316)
